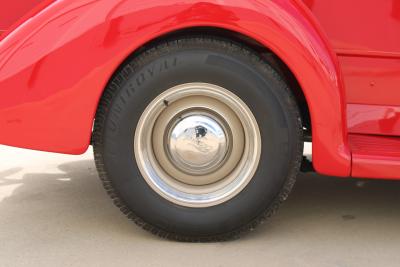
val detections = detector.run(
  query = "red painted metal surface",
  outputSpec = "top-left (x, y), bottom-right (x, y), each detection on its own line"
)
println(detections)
top-left (0, 0), bottom-right (45, 31)
top-left (0, 1), bottom-right (55, 42)
top-left (348, 104), bottom-right (400, 136)
top-left (306, 0), bottom-right (400, 178)
top-left (0, 0), bottom-right (351, 176)
top-left (2, 0), bottom-right (400, 179)
top-left (307, 0), bottom-right (400, 133)
top-left (350, 134), bottom-right (400, 179)
top-left (339, 56), bottom-right (400, 106)
top-left (304, 0), bottom-right (400, 56)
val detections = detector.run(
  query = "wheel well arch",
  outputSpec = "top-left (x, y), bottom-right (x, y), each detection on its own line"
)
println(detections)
top-left (0, 0), bottom-right (349, 175)
top-left (101, 26), bottom-right (312, 139)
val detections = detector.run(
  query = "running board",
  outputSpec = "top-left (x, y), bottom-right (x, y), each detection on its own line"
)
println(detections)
top-left (350, 134), bottom-right (400, 179)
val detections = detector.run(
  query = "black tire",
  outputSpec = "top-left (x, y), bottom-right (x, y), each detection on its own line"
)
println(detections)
top-left (93, 36), bottom-right (303, 242)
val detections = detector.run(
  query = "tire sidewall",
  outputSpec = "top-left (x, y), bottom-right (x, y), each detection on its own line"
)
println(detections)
top-left (97, 40), bottom-right (301, 237)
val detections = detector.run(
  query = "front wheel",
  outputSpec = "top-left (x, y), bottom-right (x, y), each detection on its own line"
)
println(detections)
top-left (93, 37), bottom-right (303, 241)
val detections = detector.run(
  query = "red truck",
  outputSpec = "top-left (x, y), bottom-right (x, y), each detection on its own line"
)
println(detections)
top-left (1, 0), bottom-right (399, 241)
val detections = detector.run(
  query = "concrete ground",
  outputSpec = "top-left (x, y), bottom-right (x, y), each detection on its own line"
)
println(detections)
top-left (0, 144), bottom-right (399, 267)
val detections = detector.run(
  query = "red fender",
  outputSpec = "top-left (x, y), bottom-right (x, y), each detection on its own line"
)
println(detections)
top-left (0, 0), bottom-right (351, 176)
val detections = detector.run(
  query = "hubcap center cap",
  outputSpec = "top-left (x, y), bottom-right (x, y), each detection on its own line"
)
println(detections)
top-left (167, 114), bottom-right (228, 176)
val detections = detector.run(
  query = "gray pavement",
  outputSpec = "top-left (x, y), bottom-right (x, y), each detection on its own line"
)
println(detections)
top-left (0, 144), bottom-right (399, 267)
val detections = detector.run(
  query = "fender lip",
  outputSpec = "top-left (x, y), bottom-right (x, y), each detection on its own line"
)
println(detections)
top-left (0, 0), bottom-right (351, 176)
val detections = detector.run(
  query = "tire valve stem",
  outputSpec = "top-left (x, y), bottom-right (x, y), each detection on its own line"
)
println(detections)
top-left (163, 100), bottom-right (169, 107)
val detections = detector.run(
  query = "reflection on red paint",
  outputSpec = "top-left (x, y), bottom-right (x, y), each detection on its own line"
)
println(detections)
top-left (348, 104), bottom-right (400, 136)
top-left (1, 0), bottom-right (400, 179)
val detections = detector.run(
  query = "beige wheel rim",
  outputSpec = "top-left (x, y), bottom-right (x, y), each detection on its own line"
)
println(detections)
top-left (134, 83), bottom-right (261, 207)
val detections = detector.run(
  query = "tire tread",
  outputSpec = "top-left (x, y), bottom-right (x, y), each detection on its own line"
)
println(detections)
top-left (92, 36), bottom-right (303, 242)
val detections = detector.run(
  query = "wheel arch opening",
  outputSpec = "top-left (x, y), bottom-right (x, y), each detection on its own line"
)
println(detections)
top-left (94, 26), bottom-right (312, 143)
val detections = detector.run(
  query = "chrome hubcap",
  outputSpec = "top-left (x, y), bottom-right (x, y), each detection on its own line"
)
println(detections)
top-left (167, 114), bottom-right (230, 177)
top-left (134, 83), bottom-right (261, 207)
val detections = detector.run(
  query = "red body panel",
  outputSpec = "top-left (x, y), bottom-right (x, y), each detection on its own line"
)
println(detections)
top-left (307, 0), bottom-right (400, 131)
top-left (0, 1), bottom-right (54, 38)
top-left (0, 1), bottom-right (45, 31)
top-left (0, 0), bottom-right (399, 178)
top-left (0, 0), bottom-right (351, 176)
top-left (348, 104), bottom-right (400, 136)
top-left (350, 134), bottom-right (400, 179)
top-left (306, 0), bottom-right (400, 178)
top-left (339, 56), bottom-right (400, 106)
top-left (304, 0), bottom-right (400, 55)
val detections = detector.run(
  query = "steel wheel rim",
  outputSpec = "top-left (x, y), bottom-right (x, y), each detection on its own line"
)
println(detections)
top-left (134, 83), bottom-right (261, 207)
